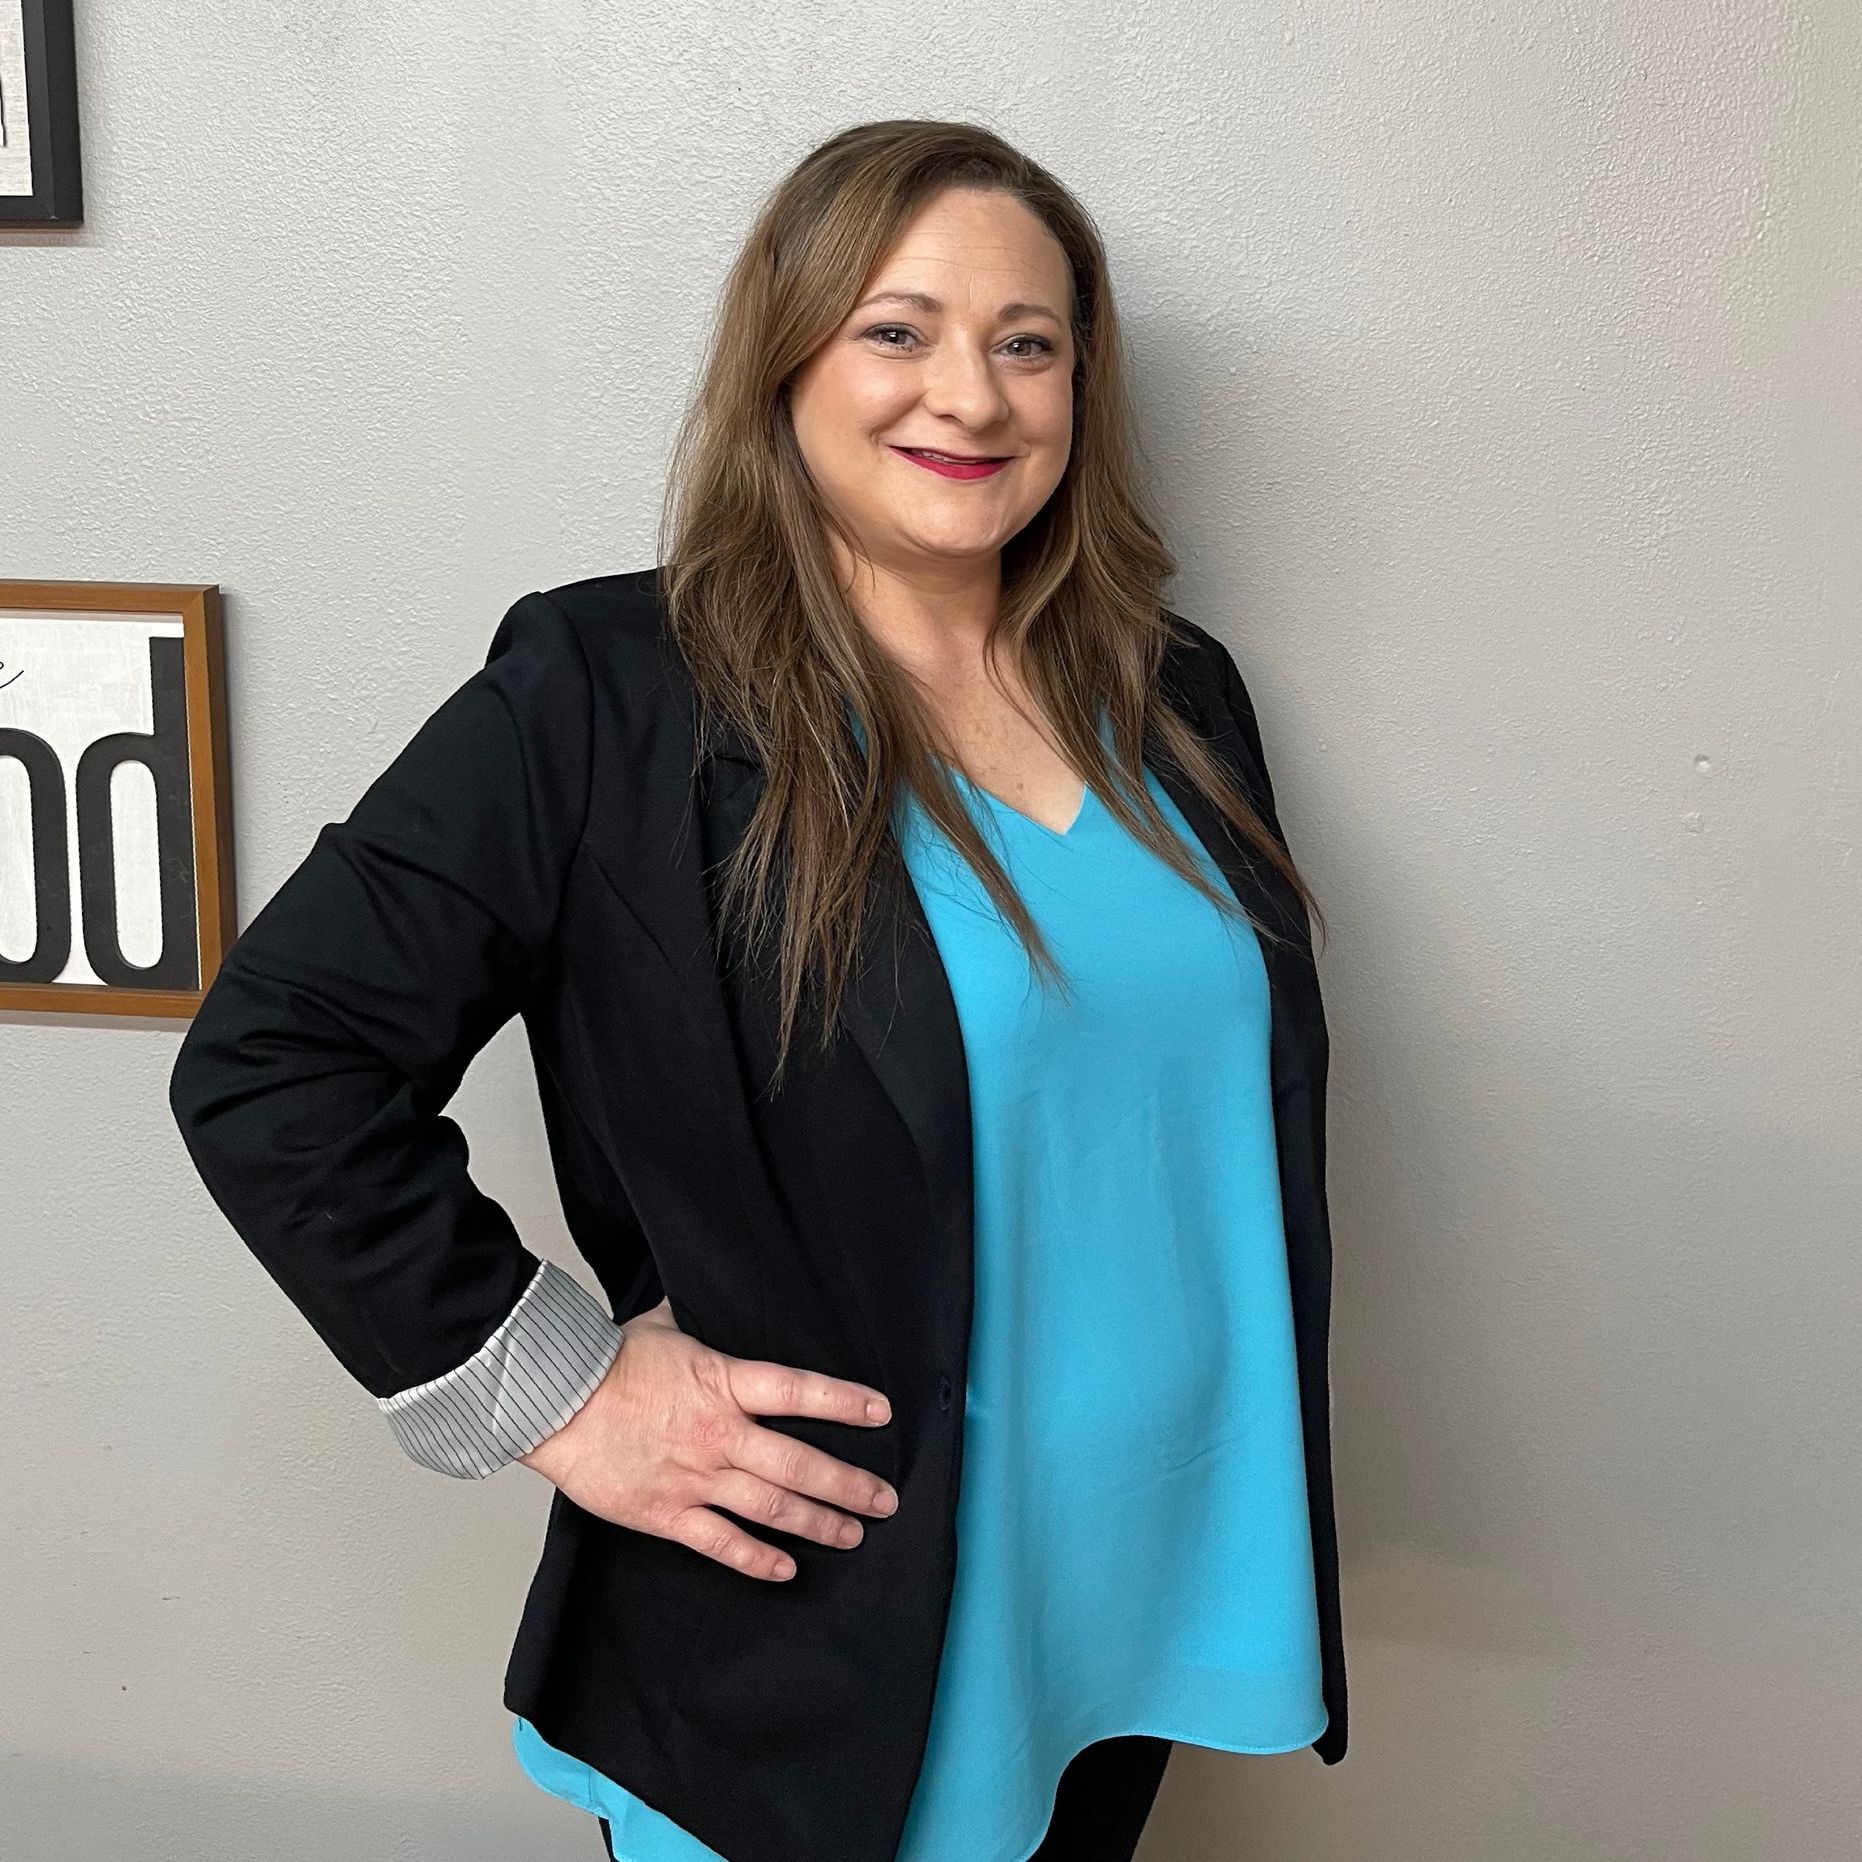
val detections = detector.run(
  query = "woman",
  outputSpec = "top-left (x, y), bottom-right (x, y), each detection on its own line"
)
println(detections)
top-left (168, 119), bottom-right (1347, 1862)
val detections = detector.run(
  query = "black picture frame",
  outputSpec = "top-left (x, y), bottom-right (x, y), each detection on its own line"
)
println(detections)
top-left (0, 0), bottom-right (82, 226)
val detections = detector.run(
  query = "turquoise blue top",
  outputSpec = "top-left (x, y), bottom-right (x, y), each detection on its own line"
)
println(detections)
top-left (512, 710), bottom-right (1327, 1859)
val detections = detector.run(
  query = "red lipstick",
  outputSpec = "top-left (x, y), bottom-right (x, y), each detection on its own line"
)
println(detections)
top-left (887, 445), bottom-right (1012, 481)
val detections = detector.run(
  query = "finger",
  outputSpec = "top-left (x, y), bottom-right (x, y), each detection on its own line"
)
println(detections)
top-left (730, 1357), bottom-right (892, 1428)
top-left (735, 1420), bottom-right (899, 1519)
top-left (704, 1466), bottom-right (873, 1550)
top-left (665, 1505), bottom-right (798, 1582)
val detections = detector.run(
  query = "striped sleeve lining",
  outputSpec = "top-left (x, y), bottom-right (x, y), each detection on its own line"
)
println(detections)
top-left (378, 1258), bottom-right (625, 1479)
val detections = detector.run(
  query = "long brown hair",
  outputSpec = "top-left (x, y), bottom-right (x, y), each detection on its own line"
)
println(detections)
top-left (657, 119), bottom-right (1325, 1087)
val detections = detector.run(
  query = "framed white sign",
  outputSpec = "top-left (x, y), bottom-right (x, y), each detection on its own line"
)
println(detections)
top-left (0, 583), bottom-right (232, 1016)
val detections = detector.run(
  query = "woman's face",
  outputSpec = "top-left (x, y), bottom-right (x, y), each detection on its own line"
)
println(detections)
top-left (788, 186), bottom-right (1077, 582)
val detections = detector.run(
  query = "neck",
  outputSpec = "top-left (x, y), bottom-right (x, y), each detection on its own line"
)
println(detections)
top-left (830, 541), bottom-right (1005, 681)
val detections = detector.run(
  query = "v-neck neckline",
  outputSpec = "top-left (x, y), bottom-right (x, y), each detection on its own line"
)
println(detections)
top-left (849, 699), bottom-right (1115, 847)
top-left (931, 699), bottom-right (1112, 845)
top-left (943, 762), bottom-right (1094, 842)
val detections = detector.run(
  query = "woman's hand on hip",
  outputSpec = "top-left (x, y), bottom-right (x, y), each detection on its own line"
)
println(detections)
top-left (516, 1298), bottom-right (899, 1581)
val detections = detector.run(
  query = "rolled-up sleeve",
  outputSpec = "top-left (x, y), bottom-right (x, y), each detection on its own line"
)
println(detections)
top-left (377, 1256), bottom-right (623, 1477)
top-left (167, 589), bottom-right (623, 1477)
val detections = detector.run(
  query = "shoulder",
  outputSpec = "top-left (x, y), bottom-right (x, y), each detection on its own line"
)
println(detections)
top-left (524, 565), bottom-right (670, 665)
top-left (485, 568), bottom-right (687, 715)
top-left (531, 565), bottom-right (665, 631)
top-left (1156, 606), bottom-right (1254, 727)
top-left (1157, 605), bottom-right (1239, 678)
top-left (1154, 606), bottom-right (1282, 818)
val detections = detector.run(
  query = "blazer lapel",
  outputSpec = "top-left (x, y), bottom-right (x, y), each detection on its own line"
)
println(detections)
top-left (699, 712), bottom-right (974, 1272)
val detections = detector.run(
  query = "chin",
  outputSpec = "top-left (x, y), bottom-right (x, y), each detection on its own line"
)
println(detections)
top-left (890, 511), bottom-right (1019, 550)
top-left (899, 532), bottom-right (1011, 564)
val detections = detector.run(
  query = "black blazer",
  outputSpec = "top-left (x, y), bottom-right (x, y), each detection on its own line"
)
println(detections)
top-left (167, 566), bottom-right (1347, 1862)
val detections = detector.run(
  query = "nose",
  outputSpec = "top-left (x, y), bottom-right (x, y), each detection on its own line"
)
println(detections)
top-left (917, 337), bottom-right (1012, 433)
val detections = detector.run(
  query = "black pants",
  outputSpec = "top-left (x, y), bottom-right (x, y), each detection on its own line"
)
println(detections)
top-left (595, 1733), bottom-right (1174, 1861)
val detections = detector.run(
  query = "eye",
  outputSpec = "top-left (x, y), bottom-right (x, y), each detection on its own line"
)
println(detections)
top-left (856, 325), bottom-right (1058, 361)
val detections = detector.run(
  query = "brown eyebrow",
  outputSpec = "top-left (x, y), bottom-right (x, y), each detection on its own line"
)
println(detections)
top-left (851, 289), bottom-right (1064, 328)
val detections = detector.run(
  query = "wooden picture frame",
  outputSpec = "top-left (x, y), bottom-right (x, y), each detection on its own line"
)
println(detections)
top-left (0, 0), bottom-right (82, 226)
top-left (0, 581), bottom-right (234, 1017)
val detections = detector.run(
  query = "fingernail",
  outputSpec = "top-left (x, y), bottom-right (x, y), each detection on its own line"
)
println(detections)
top-left (867, 1398), bottom-right (891, 1422)
top-left (875, 1486), bottom-right (898, 1514)
top-left (774, 1557), bottom-right (795, 1579)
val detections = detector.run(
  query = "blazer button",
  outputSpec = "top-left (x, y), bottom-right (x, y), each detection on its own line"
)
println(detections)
top-left (937, 1374), bottom-right (953, 1413)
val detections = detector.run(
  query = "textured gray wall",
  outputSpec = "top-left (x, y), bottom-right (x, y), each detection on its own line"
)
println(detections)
top-left (4, 5), bottom-right (1857, 1859)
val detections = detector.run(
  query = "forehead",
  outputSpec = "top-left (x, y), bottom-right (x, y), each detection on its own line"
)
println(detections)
top-left (863, 190), bottom-right (1071, 311)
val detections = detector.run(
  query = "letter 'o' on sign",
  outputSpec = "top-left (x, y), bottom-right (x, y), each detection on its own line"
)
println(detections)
top-left (0, 582), bottom-right (233, 1019)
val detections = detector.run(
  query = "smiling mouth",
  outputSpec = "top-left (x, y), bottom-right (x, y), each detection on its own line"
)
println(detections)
top-left (891, 446), bottom-right (1013, 463)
